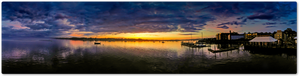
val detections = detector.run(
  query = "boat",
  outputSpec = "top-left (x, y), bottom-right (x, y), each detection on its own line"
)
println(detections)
top-left (93, 37), bottom-right (101, 44)
top-left (181, 42), bottom-right (195, 47)
top-left (196, 32), bottom-right (207, 47)
top-left (196, 44), bottom-right (206, 47)
top-left (208, 47), bottom-right (239, 53)
top-left (162, 41), bottom-right (165, 43)
top-left (94, 42), bottom-right (101, 44)
top-left (181, 33), bottom-right (195, 46)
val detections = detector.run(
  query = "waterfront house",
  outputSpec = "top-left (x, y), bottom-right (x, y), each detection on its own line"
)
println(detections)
top-left (248, 36), bottom-right (277, 46)
top-left (216, 30), bottom-right (243, 40)
top-left (274, 30), bottom-right (287, 41)
top-left (244, 32), bottom-right (272, 40)
top-left (244, 32), bottom-right (257, 39)
top-left (245, 36), bottom-right (296, 53)
top-left (216, 33), bottom-right (230, 40)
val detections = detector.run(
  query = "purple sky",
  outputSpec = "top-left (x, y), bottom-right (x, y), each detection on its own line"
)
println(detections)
top-left (2, 2), bottom-right (297, 39)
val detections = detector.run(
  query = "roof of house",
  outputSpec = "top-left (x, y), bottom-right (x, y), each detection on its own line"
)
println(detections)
top-left (249, 36), bottom-right (277, 42)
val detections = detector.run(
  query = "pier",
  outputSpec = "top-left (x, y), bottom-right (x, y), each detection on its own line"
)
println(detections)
top-left (244, 43), bottom-right (296, 54)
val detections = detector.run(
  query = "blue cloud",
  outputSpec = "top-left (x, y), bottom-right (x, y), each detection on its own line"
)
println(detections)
top-left (262, 22), bottom-right (277, 25)
top-left (237, 16), bottom-right (245, 20)
top-left (217, 21), bottom-right (245, 29)
top-left (289, 20), bottom-right (296, 24)
top-left (217, 25), bottom-right (229, 29)
top-left (247, 14), bottom-right (275, 20)
top-left (265, 26), bottom-right (277, 28)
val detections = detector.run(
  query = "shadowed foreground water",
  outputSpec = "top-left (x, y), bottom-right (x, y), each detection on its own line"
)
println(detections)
top-left (2, 38), bottom-right (297, 73)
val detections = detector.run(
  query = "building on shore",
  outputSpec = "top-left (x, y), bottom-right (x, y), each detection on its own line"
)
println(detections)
top-left (216, 30), bottom-right (244, 40)
top-left (244, 32), bottom-right (257, 39)
top-left (216, 33), bottom-right (231, 40)
top-left (274, 30), bottom-right (287, 41)
top-left (249, 36), bottom-right (278, 46)
top-left (244, 32), bottom-right (272, 39)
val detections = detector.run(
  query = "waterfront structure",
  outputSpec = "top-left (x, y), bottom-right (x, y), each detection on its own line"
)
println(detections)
top-left (216, 33), bottom-right (231, 40)
top-left (245, 36), bottom-right (296, 53)
top-left (245, 33), bottom-right (257, 39)
top-left (248, 36), bottom-right (277, 46)
top-left (274, 30), bottom-right (287, 41)
top-left (229, 35), bottom-right (244, 40)
top-left (216, 30), bottom-right (243, 40)
top-left (245, 32), bottom-right (272, 39)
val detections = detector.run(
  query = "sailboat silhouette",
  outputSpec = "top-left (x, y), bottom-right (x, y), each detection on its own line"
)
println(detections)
top-left (197, 32), bottom-right (206, 47)
top-left (94, 37), bottom-right (101, 44)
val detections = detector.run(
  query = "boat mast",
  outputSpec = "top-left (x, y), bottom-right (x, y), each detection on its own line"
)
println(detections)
top-left (191, 32), bottom-right (192, 43)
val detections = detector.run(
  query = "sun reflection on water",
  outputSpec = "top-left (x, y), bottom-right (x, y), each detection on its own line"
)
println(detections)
top-left (2, 38), bottom-right (296, 68)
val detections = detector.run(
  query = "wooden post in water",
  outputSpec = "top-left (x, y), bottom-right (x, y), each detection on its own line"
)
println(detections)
top-left (215, 44), bottom-right (217, 50)
top-left (214, 53), bottom-right (216, 59)
top-left (96, 44), bottom-right (98, 52)
top-left (227, 51), bottom-right (228, 57)
top-left (202, 47), bottom-right (203, 55)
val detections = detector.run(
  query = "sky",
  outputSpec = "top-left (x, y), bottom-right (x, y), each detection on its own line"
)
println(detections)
top-left (1, 2), bottom-right (297, 40)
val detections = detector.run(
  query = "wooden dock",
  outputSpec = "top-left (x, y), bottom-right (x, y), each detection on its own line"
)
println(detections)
top-left (244, 45), bottom-right (296, 54)
top-left (181, 42), bottom-right (211, 48)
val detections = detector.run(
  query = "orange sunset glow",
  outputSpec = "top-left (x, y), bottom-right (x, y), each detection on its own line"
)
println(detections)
top-left (85, 32), bottom-right (215, 40)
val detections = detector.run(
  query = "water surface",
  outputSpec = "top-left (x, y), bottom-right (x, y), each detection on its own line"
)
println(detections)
top-left (2, 38), bottom-right (297, 73)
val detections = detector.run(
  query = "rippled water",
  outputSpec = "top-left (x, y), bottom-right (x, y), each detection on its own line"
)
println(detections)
top-left (2, 38), bottom-right (297, 73)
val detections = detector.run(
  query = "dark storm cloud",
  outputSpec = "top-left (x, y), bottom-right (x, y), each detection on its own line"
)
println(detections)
top-left (2, 2), bottom-right (53, 21)
top-left (2, 26), bottom-right (52, 37)
top-left (217, 25), bottom-right (229, 29)
top-left (196, 2), bottom-right (241, 17)
top-left (237, 16), bottom-right (244, 20)
top-left (289, 20), bottom-right (296, 24)
top-left (55, 13), bottom-right (70, 20)
top-left (25, 24), bottom-right (51, 30)
top-left (280, 22), bottom-right (287, 24)
top-left (178, 33), bottom-right (198, 35)
top-left (2, 2), bottom-right (297, 37)
top-left (247, 14), bottom-right (275, 20)
top-left (262, 22), bottom-right (277, 25)
top-left (242, 19), bottom-right (247, 22)
top-left (265, 26), bottom-right (277, 28)
top-left (217, 21), bottom-right (245, 28)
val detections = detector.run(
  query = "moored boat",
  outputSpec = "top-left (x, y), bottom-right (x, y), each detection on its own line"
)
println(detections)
top-left (94, 42), bottom-right (101, 44)
top-left (208, 47), bottom-right (239, 53)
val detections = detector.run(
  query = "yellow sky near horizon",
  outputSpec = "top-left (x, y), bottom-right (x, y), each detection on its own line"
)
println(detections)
top-left (68, 31), bottom-right (219, 40)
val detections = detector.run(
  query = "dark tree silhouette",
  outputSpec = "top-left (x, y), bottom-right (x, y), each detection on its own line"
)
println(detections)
top-left (282, 28), bottom-right (297, 44)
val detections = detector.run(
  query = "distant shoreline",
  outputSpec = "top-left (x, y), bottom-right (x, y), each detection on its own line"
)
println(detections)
top-left (53, 37), bottom-right (204, 41)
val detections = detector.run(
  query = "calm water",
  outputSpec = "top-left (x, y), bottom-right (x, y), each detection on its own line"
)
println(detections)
top-left (2, 38), bottom-right (297, 73)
